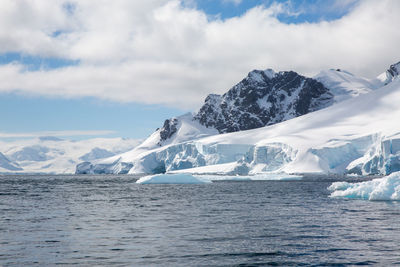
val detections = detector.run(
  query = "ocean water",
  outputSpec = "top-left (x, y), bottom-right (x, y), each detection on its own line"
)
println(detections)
top-left (1, 175), bottom-right (400, 266)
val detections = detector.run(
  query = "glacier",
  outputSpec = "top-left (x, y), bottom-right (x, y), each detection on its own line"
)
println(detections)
top-left (76, 62), bottom-right (400, 177)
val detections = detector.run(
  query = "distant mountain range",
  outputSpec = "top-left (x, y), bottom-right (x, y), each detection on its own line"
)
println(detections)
top-left (0, 137), bottom-right (140, 174)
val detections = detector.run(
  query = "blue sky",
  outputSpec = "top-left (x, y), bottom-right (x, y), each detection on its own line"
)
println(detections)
top-left (194, 0), bottom-right (358, 23)
top-left (1, 0), bottom-right (398, 140)
top-left (0, 94), bottom-right (180, 139)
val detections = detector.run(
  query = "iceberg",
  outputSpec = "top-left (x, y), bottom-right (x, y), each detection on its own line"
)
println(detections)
top-left (328, 171), bottom-right (400, 201)
top-left (195, 173), bottom-right (302, 181)
top-left (135, 173), bottom-right (301, 184)
top-left (249, 173), bottom-right (303, 181)
top-left (136, 173), bottom-right (212, 184)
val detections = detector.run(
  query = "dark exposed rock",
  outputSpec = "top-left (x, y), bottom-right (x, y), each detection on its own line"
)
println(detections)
top-left (194, 69), bottom-right (333, 133)
top-left (381, 61), bottom-right (400, 85)
top-left (387, 61), bottom-right (400, 79)
top-left (158, 118), bottom-right (179, 145)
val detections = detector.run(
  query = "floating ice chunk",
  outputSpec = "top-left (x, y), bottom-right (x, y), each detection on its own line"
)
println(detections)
top-left (194, 175), bottom-right (252, 181)
top-left (328, 171), bottom-right (400, 201)
top-left (193, 173), bottom-right (302, 181)
top-left (328, 181), bottom-right (352, 191)
top-left (250, 173), bottom-right (302, 181)
top-left (136, 173), bottom-right (212, 184)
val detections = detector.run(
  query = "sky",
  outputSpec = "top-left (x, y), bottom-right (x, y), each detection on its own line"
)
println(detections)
top-left (1, 0), bottom-right (399, 140)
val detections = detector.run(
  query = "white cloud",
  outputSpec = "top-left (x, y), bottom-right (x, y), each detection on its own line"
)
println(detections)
top-left (0, 0), bottom-right (399, 109)
top-left (0, 130), bottom-right (115, 138)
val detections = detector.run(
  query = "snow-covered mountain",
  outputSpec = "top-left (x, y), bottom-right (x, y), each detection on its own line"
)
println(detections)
top-left (195, 70), bottom-right (334, 133)
top-left (76, 113), bottom-right (218, 174)
top-left (131, 68), bottom-right (378, 153)
top-left (76, 62), bottom-right (399, 176)
top-left (0, 137), bottom-right (140, 174)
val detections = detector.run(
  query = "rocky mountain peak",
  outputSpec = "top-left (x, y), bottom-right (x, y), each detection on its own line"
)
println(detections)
top-left (246, 69), bottom-right (276, 83)
top-left (158, 118), bottom-right (179, 145)
top-left (387, 61), bottom-right (400, 78)
top-left (194, 69), bottom-right (333, 133)
top-left (378, 61), bottom-right (400, 85)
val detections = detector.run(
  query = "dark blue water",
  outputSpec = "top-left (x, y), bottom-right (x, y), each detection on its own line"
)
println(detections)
top-left (1, 175), bottom-right (400, 266)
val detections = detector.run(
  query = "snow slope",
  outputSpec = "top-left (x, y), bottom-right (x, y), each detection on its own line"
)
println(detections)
top-left (150, 113), bottom-right (218, 148)
top-left (77, 62), bottom-right (400, 176)
top-left (314, 69), bottom-right (381, 102)
top-left (0, 137), bottom-right (140, 174)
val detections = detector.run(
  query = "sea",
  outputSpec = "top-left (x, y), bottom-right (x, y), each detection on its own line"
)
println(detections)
top-left (1, 174), bottom-right (400, 266)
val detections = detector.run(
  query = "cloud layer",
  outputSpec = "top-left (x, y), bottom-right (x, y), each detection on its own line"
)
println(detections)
top-left (0, 130), bottom-right (115, 138)
top-left (0, 0), bottom-right (399, 109)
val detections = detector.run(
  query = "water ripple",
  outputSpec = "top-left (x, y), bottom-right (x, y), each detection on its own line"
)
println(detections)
top-left (1, 175), bottom-right (400, 266)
